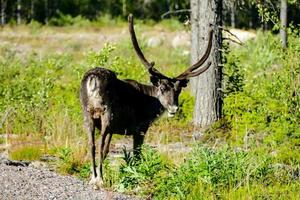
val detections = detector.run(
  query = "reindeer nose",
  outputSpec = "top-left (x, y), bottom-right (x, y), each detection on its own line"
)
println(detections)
top-left (174, 106), bottom-right (179, 112)
top-left (167, 106), bottom-right (178, 118)
top-left (169, 106), bottom-right (178, 113)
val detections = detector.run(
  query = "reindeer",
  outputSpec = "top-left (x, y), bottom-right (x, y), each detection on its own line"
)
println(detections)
top-left (80, 14), bottom-right (213, 189)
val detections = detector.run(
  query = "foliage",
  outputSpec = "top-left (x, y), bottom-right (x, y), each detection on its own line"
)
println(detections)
top-left (3, 0), bottom-right (300, 29)
top-left (176, 91), bottom-right (194, 123)
top-left (153, 145), bottom-right (274, 199)
top-left (2, 0), bottom-right (191, 24)
top-left (253, 0), bottom-right (300, 31)
top-left (55, 147), bottom-right (88, 176)
top-left (49, 12), bottom-right (91, 27)
top-left (116, 146), bottom-right (168, 194)
top-left (105, 145), bottom-right (299, 199)
top-left (222, 45), bottom-right (245, 94)
top-left (223, 31), bottom-right (300, 163)
top-left (86, 43), bottom-right (149, 82)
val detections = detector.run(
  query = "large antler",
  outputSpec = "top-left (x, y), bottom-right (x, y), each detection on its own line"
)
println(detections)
top-left (129, 14), bottom-right (213, 81)
top-left (175, 28), bottom-right (213, 80)
top-left (128, 14), bottom-right (171, 80)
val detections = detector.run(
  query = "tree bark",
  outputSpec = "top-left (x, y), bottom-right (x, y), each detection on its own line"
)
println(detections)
top-left (230, 1), bottom-right (235, 28)
top-left (30, 0), bottom-right (35, 21)
top-left (190, 0), bottom-right (223, 127)
top-left (17, 0), bottom-right (21, 25)
top-left (44, 0), bottom-right (48, 24)
top-left (1, 0), bottom-right (6, 26)
top-left (122, 0), bottom-right (127, 17)
top-left (280, 0), bottom-right (288, 48)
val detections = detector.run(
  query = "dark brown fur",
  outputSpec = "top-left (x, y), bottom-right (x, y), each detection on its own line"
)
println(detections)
top-left (80, 67), bottom-right (183, 188)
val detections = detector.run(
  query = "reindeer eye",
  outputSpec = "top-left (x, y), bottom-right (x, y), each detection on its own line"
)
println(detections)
top-left (160, 85), bottom-right (167, 92)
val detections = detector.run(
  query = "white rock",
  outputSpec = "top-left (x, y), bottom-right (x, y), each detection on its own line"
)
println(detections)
top-left (29, 161), bottom-right (47, 169)
top-left (147, 36), bottom-right (163, 47)
top-left (172, 32), bottom-right (190, 48)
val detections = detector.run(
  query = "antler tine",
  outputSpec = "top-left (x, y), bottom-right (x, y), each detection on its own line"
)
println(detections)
top-left (175, 28), bottom-right (213, 80)
top-left (128, 14), bottom-right (170, 80)
top-left (182, 62), bottom-right (211, 78)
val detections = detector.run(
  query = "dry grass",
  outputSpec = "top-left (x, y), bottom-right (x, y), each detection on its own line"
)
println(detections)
top-left (0, 24), bottom-right (188, 62)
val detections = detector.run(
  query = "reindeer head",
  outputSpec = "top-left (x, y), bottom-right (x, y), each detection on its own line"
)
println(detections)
top-left (128, 14), bottom-right (213, 117)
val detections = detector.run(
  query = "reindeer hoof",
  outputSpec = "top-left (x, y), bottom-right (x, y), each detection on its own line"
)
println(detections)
top-left (90, 177), bottom-right (104, 190)
top-left (89, 176), bottom-right (97, 186)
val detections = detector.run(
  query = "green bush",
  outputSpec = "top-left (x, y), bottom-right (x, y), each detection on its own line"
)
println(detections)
top-left (86, 43), bottom-right (148, 82)
top-left (49, 12), bottom-right (91, 27)
top-left (176, 91), bottom-right (194, 123)
top-left (223, 32), bottom-right (300, 150)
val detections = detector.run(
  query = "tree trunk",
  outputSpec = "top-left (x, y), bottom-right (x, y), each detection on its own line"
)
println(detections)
top-left (1, 0), bottom-right (6, 26)
top-left (122, 0), bottom-right (127, 17)
top-left (230, 1), bottom-right (235, 28)
top-left (174, 0), bottom-right (179, 10)
top-left (17, 0), bottom-right (21, 25)
top-left (280, 0), bottom-right (288, 48)
top-left (190, 0), bottom-right (223, 127)
top-left (44, 0), bottom-right (48, 24)
top-left (166, 0), bottom-right (171, 16)
top-left (30, 0), bottom-right (35, 21)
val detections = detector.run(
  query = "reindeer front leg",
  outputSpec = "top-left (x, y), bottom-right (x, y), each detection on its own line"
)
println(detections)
top-left (133, 133), bottom-right (145, 159)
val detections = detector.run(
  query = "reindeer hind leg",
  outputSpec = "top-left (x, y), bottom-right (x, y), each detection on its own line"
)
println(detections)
top-left (84, 112), bottom-right (97, 185)
top-left (94, 114), bottom-right (112, 189)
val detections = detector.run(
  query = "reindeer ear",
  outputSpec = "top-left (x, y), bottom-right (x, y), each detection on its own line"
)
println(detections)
top-left (150, 76), bottom-right (160, 86)
top-left (179, 79), bottom-right (188, 88)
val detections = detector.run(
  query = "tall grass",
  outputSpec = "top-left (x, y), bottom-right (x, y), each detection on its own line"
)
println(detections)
top-left (102, 145), bottom-right (299, 199)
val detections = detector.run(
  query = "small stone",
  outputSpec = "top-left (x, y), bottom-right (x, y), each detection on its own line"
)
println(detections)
top-left (147, 36), bottom-right (163, 47)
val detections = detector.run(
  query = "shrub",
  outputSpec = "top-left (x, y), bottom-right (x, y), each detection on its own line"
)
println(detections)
top-left (49, 12), bottom-right (91, 27)
top-left (223, 32), bottom-right (300, 149)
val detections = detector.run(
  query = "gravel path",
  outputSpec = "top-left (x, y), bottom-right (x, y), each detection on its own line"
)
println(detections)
top-left (0, 159), bottom-right (136, 200)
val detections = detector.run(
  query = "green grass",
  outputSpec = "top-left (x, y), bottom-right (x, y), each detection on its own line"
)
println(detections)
top-left (10, 146), bottom-right (42, 161)
top-left (100, 145), bottom-right (300, 199)
top-left (0, 136), bottom-right (5, 145)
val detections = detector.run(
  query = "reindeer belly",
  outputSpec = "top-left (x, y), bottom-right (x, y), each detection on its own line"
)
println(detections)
top-left (108, 108), bottom-right (137, 135)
